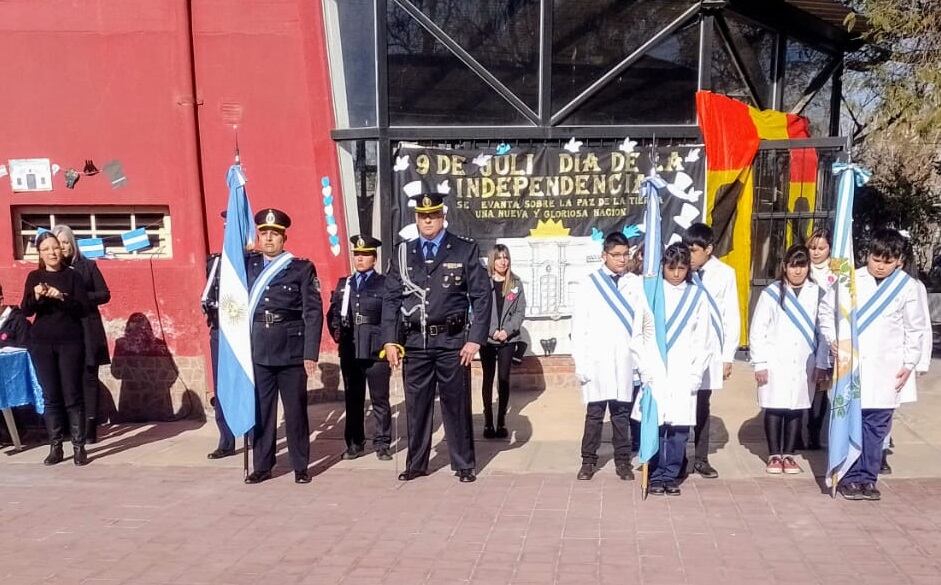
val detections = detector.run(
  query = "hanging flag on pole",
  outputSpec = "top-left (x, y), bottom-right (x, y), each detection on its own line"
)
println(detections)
top-left (216, 164), bottom-right (256, 437)
top-left (638, 175), bottom-right (667, 499)
top-left (826, 163), bottom-right (870, 493)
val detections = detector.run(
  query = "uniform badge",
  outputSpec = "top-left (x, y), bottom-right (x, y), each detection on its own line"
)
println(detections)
top-left (422, 195), bottom-right (432, 208)
top-left (357, 236), bottom-right (366, 248)
top-left (265, 210), bottom-right (276, 224)
top-left (442, 274), bottom-right (451, 288)
top-left (443, 262), bottom-right (463, 269)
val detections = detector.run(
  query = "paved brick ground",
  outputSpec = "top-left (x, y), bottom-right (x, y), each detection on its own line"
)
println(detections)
top-left (2, 462), bottom-right (941, 585)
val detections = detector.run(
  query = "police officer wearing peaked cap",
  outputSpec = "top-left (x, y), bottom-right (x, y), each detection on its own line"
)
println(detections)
top-left (244, 208), bottom-right (324, 485)
top-left (382, 193), bottom-right (492, 483)
top-left (327, 234), bottom-right (393, 461)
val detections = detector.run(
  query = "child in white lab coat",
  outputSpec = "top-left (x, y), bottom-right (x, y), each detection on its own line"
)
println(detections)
top-left (750, 245), bottom-right (834, 474)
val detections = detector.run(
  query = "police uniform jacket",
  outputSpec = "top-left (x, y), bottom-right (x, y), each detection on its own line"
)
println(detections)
top-left (327, 272), bottom-right (386, 360)
top-left (381, 231), bottom-right (492, 350)
top-left (70, 255), bottom-right (111, 366)
top-left (247, 253), bottom-right (324, 366)
top-left (203, 253), bottom-right (221, 330)
top-left (0, 305), bottom-right (29, 348)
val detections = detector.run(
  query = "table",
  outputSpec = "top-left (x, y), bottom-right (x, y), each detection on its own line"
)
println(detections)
top-left (0, 347), bottom-right (45, 451)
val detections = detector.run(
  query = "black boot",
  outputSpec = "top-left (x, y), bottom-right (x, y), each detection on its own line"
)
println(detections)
top-left (67, 407), bottom-right (87, 448)
top-left (85, 419), bottom-right (98, 445)
top-left (44, 443), bottom-right (64, 466)
top-left (73, 444), bottom-right (88, 466)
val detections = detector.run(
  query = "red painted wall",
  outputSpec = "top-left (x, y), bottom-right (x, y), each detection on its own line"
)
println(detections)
top-left (0, 1), bottom-right (345, 382)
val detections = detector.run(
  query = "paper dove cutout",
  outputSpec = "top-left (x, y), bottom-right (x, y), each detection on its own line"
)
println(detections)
top-left (667, 233), bottom-right (682, 245)
top-left (618, 137), bottom-right (638, 153)
top-left (622, 224), bottom-right (641, 239)
top-left (684, 148), bottom-right (701, 162)
top-left (393, 155), bottom-right (410, 172)
top-left (563, 137), bottom-right (583, 153)
top-left (635, 221), bottom-right (647, 234)
top-left (403, 180), bottom-right (423, 198)
top-left (673, 203), bottom-right (701, 230)
top-left (399, 223), bottom-right (419, 240)
top-left (472, 153), bottom-right (493, 167)
top-left (437, 180), bottom-right (451, 194)
top-left (590, 227), bottom-right (604, 242)
top-left (665, 172), bottom-right (703, 203)
top-left (495, 143), bottom-right (511, 155)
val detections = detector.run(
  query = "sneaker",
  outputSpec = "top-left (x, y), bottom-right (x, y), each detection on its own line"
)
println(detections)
top-left (692, 460), bottom-right (719, 479)
top-left (648, 483), bottom-right (666, 496)
top-left (664, 482), bottom-right (681, 496)
top-left (781, 456), bottom-right (802, 474)
top-left (837, 482), bottom-right (865, 501)
top-left (766, 456), bottom-right (784, 474)
top-left (861, 482), bottom-right (882, 501)
top-left (615, 462), bottom-right (634, 481)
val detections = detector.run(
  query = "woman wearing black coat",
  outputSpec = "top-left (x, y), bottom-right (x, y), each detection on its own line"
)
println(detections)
top-left (53, 225), bottom-right (111, 444)
top-left (22, 232), bottom-right (90, 465)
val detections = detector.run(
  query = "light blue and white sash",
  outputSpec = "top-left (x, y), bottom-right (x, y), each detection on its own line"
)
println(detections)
top-left (247, 252), bottom-right (295, 318)
top-left (692, 272), bottom-right (724, 349)
top-left (763, 283), bottom-right (816, 351)
top-left (589, 269), bottom-right (634, 336)
top-left (666, 283), bottom-right (704, 351)
top-left (855, 269), bottom-right (910, 335)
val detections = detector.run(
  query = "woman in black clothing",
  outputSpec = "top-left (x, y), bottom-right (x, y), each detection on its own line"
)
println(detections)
top-left (54, 225), bottom-right (112, 443)
top-left (22, 232), bottom-right (90, 466)
top-left (481, 245), bottom-right (526, 439)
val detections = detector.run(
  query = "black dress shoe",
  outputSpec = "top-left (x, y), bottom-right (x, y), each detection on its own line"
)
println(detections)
top-left (880, 451), bottom-right (892, 475)
top-left (295, 471), bottom-right (312, 484)
top-left (693, 460), bottom-right (719, 479)
top-left (207, 449), bottom-right (235, 460)
top-left (244, 470), bottom-right (272, 484)
top-left (73, 445), bottom-right (89, 466)
top-left (85, 420), bottom-right (98, 445)
top-left (398, 470), bottom-right (427, 481)
top-left (861, 482), bottom-right (882, 501)
top-left (376, 446), bottom-right (393, 461)
top-left (664, 482), bottom-right (681, 496)
top-left (341, 445), bottom-right (365, 460)
top-left (837, 482), bottom-right (864, 500)
top-left (458, 469), bottom-right (476, 483)
top-left (577, 463), bottom-right (595, 480)
top-left (483, 426), bottom-right (496, 439)
top-left (44, 443), bottom-right (64, 466)
top-left (648, 483), bottom-right (666, 496)
top-left (615, 462), bottom-right (634, 480)
top-left (495, 427), bottom-right (509, 439)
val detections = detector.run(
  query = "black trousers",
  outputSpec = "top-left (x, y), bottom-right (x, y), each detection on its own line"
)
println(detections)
top-left (83, 365), bottom-right (100, 424)
top-left (341, 357), bottom-right (392, 448)
top-left (842, 408), bottom-right (893, 485)
top-left (764, 408), bottom-right (802, 456)
top-left (693, 390), bottom-right (713, 462)
top-left (580, 399), bottom-right (632, 465)
top-left (31, 343), bottom-right (86, 445)
top-left (650, 425), bottom-right (690, 484)
top-left (209, 329), bottom-right (235, 452)
top-left (479, 343), bottom-right (514, 429)
top-left (252, 363), bottom-right (309, 474)
top-left (807, 389), bottom-right (829, 446)
top-left (402, 347), bottom-right (475, 473)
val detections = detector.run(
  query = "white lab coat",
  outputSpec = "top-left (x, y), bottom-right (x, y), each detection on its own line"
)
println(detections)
top-left (749, 282), bottom-right (834, 409)
top-left (898, 278), bottom-right (932, 404)
top-left (632, 280), bottom-right (713, 426)
top-left (570, 269), bottom-right (644, 404)
top-left (855, 269), bottom-right (925, 409)
top-left (696, 256), bottom-right (740, 390)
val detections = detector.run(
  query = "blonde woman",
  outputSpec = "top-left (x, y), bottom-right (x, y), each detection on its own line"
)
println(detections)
top-left (481, 245), bottom-right (526, 439)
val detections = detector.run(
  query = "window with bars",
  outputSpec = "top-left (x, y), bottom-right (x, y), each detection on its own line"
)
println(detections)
top-left (13, 206), bottom-right (173, 260)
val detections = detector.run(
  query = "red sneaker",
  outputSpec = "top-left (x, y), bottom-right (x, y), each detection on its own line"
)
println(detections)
top-left (766, 456), bottom-right (784, 474)
top-left (782, 456), bottom-right (802, 474)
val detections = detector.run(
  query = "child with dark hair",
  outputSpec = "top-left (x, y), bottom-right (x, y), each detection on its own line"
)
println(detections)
top-left (837, 228), bottom-right (926, 500)
top-left (682, 223), bottom-right (740, 478)
top-left (634, 242), bottom-right (713, 496)
top-left (750, 245), bottom-right (834, 474)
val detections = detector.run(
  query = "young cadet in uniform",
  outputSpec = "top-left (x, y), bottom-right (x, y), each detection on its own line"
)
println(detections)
top-left (244, 209), bottom-right (324, 485)
top-left (838, 228), bottom-right (925, 501)
top-left (571, 232), bottom-right (642, 481)
top-left (749, 245), bottom-right (834, 474)
top-left (201, 235), bottom-right (236, 460)
top-left (635, 243), bottom-right (713, 496)
top-left (327, 234), bottom-right (392, 461)
top-left (382, 193), bottom-right (492, 483)
top-left (683, 223), bottom-right (740, 478)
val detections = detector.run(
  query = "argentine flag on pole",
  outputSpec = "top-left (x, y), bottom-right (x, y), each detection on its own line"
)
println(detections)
top-left (216, 164), bottom-right (256, 437)
top-left (638, 175), bottom-right (667, 466)
top-left (826, 163), bottom-right (870, 490)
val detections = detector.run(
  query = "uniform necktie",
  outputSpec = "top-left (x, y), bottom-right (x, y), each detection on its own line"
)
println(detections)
top-left (356, 273), bottom-right (366, 291)
top-left (423, 241), bottom-right (435, 261)
top-left (694, 269), bottom-right (704, 285)
top-left (610, 273), bottom-right (621, 285)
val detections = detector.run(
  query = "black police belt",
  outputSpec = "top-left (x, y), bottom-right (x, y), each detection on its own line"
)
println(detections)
top-left (346, 313), bottom-right (380, 326)
top-left (409, 314), bottom-right (466, 336)
top-left (254, 310), bottom-right (303, 325)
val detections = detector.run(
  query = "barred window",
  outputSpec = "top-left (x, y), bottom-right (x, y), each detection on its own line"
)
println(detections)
top-left (13, 206), bottom-right (173, 260)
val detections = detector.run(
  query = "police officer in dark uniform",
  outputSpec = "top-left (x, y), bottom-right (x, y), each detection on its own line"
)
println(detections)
top-left (327, 234), bottom-right (392, 461)
top-left (382, 193), bottom-right (491, 483)
top-left (244, 209), bottom-right (323, 485)
top-left (201, 244), bottom-right (236, 460)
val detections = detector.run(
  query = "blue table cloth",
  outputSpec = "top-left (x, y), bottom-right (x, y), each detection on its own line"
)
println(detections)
top-left (0, 348), bottom-right (45, 414)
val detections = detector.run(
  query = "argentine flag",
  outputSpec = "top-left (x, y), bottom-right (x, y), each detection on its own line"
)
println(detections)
top-left (826, 163), bottom-right (869, 488)
top-left (121, 227), bottom-right (151, 252)
top-left (638, 176), bottom-right (667, 464)
top-left (77, 237), bottom-right (106, 259)
top-left (216, 164), bottom-right (256, 436)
